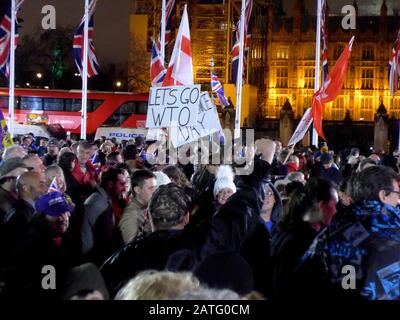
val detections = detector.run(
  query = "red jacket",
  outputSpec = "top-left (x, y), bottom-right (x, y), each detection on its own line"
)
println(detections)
top-left (71, 158), bottom-right (99, 186)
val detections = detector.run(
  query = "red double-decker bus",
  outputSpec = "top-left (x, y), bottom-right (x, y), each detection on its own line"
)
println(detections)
top-left (0, 88), bottom-right (149, 134)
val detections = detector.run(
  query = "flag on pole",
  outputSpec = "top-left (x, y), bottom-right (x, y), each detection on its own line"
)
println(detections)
top-left (288, 108), bottom-right (313, 146)
top-left (0, 0), bottom-right (24, 78)
top-left (211, 70), bottom-right (229, 107)
top-left (0, 108), bottom-right (13, 150)
top-left (73, 0), bottom-right (100, 77)
top-left (150, 39), bottom-right (166, 86)
top-left (321, 0), bottom-right (328, 83)
top-left (312, 36), bottom-right (355, 140)
top-left (389, 28), bottom-right (400, 98)
top-left (162, 0), bottom-right (175, 45)
top-left (162, 5), bottom-right (193, 86)
top-left (48, 177), bottom-right (60, 193)
top-left (231, 0), bottom-right (253, 86)
top-left (90, 152), bottom-right (101, 172)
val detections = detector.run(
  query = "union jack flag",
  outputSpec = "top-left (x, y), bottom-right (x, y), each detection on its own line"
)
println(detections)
top-left (161, 0), bottom-right (175, 46)
top-left (73, 0), bottom-right (100, 78)
top-left (90, 151), bottom-right (101, 173)
top-left (0, 0), bottom-right (24, 78)
top-left (150, 39), bottom-right (166, 86)
top-left (211, 70), bottom-right (229, 107)
top-left (389, 28), bottom-right (400, 98)
top-left (48, 177), bottom-right (60, 193)
top-left (321, 0), bottom-right (328, 83)
top-left (231, 0), bottom-right (253, 86)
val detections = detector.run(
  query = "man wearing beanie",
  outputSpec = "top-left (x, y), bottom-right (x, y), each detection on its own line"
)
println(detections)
top-left (318, 152), bottom-right (342, 185)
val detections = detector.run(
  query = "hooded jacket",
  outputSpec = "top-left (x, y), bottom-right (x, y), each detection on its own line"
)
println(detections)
top-left (296, 200), bottom-right (400, 300)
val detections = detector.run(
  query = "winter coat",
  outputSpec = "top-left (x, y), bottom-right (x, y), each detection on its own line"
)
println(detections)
top-left (271, 221), bottom-right (318, 299)
top-left (296, 201), bottom-right (400, 300)
top-left (100, 226), bottom-right (207, 298)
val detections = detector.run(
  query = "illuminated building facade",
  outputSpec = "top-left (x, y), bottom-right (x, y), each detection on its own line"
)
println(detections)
top-left (264, 0), bottom-right (400, 122)
top-left (129, 0), bottom-right (400, 123)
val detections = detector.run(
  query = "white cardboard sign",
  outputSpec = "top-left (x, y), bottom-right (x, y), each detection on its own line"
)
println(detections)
top-left (146, 85), bottom-right (201, 128)
top-left (170, 92), bottom-right (223, 148)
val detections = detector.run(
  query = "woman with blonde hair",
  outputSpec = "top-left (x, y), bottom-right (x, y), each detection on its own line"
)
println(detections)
top-left (115, 270), bottom-right (200, 300)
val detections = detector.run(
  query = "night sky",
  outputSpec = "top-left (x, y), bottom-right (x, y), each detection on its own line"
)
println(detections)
top-left (19, 0), bottom-right (130, 68)
top-left (2, 0), bottom-right (400, 68)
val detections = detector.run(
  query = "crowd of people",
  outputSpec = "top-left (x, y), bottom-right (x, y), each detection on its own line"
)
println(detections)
top-left (1, 132), bottom-right (400, 300)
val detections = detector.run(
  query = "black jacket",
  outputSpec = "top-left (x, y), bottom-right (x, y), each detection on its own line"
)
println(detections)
top-left (203, 159), bottom-right (275, 297)
top-left (2, 208), bottom-right (81, 299)
top-left (100, 226), bottom-right (207, 297)
top-left (204, 159), bottom-right (273, 254)
top-left (271, 222), bottom-right (318, 299)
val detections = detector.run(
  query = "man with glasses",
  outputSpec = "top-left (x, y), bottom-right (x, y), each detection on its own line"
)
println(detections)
top-left (296, 166), bottom-right (400, 300)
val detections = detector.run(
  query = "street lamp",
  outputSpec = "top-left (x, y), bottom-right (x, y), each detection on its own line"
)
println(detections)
top-left (116, 81), bottom-right (122, 88)
top-left (26, 82), bottom-right (30, 87)
top-left (36, 72), bottom-right (42, 79)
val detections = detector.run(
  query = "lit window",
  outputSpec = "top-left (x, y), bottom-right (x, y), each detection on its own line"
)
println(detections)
top-left (362, 46), bottom-right (374, 60)
top-left (276, 48), bottom-right (289, 60)
top-left (276, 68), bottom-right (288, 88)
top-left (360, 97), bottom-right (374, 121)
top-left (332, 97), bottom-right (344, 120)
top-left (361, 69), bottom-right (374, 89)
top-left (304, 68), bottom-right (315, 89)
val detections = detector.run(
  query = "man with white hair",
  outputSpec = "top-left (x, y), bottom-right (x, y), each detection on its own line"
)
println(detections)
top-left (2, 145), bottom-right (26, 162)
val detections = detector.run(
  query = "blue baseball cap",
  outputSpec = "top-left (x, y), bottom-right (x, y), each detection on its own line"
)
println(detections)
top-left (35, 192), bottom-right (74, 217)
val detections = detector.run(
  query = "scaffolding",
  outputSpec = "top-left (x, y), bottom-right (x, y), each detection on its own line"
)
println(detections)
top-left (189, 1), bottom-right (230, 91)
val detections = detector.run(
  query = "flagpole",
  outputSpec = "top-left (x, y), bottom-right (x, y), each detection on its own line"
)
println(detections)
top-left (160, 0), bottom-right (166, 65)
top-left (8, 0), bottom-right (16, 137)
top-left (234, 0), bottom-right (246, 140)
top-left (210, 58), bottom-right (214, 101)
top-left (225, 0), bottom-right (232, 83)
top-left (81, 0), bottom-right (89, 140)
top-left (312, 0), bottom-right (322, 147)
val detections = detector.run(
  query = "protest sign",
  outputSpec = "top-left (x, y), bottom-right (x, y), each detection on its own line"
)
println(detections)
top-left (146, 85), bottom-right (201, 128)
top-left (170, 92), bottom-right (223, 148)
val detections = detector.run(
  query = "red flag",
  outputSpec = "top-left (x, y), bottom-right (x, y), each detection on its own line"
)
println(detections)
top-left (312, 36), bottom-right (355, 140)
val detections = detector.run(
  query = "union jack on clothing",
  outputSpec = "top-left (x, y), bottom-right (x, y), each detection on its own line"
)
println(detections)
top-left (211, 70), bottom-right (229, 107)
top-left (150, 39), bottom-right (166, 86)
top-left (389, 28), bottom-right (400, 98)
top-left (73, 0), bottom-right (100, 78)
top-left (321, 0), bottom-right (328, 83)
top-left (0, 0), bottom-right (25, 78)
